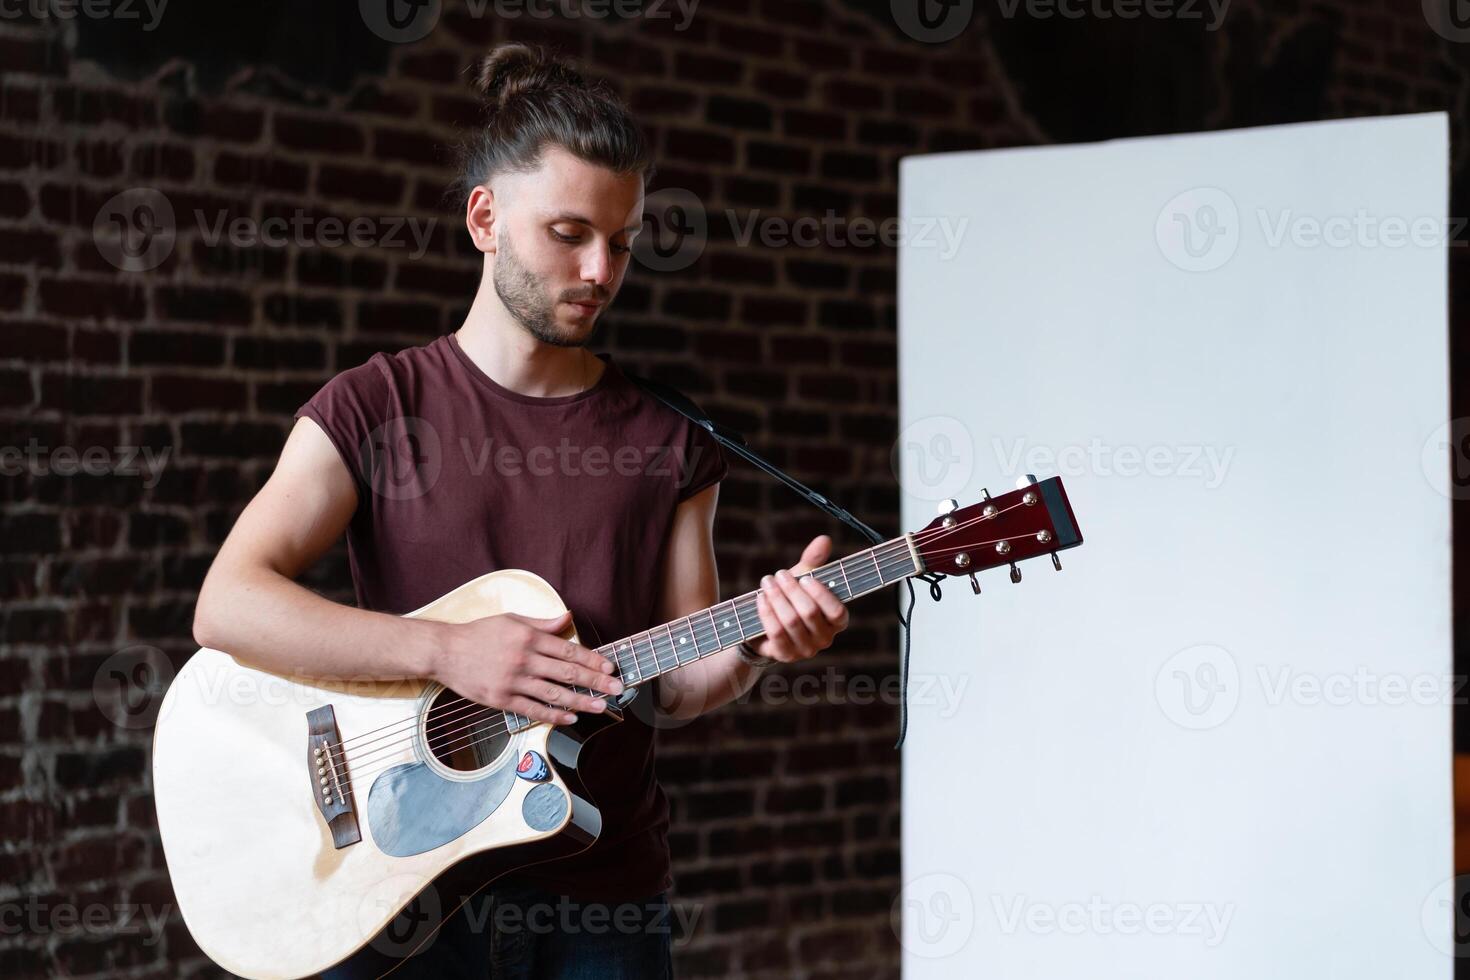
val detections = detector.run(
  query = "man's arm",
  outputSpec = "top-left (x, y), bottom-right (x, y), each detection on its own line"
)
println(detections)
top-left (653, 483), bottom-right (765, 721)
top-left (192, 416), bottom-right (443, 679)
top-left (654, 483), bottom-right (851, 723)
top-left (192, 416), bottom-right (622, 727)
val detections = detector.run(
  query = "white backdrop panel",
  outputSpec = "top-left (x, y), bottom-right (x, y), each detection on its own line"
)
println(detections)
top-left (896, 113), bottom-right (1451, 979)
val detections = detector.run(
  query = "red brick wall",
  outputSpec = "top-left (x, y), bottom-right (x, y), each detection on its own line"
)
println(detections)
top-left (1, 0), bottom-right (1465, 977)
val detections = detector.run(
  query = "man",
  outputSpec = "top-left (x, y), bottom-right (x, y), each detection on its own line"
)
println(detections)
top-left (190, 43), bottom-right (850, 978)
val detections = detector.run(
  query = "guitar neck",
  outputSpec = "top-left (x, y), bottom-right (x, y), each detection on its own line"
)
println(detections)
top-left (598, 535), bottom-right (923, 688)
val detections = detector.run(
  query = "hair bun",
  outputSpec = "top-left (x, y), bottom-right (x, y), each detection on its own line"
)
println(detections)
top-left (471, 43), bottom-right (587, 110)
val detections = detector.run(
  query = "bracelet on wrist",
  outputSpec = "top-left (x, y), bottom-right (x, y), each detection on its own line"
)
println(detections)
top-left (735, 641), bottom-right (772, 669)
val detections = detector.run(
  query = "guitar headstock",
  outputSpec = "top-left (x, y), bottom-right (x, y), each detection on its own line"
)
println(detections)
top-left (911, 476), bottom-right (1083, 584)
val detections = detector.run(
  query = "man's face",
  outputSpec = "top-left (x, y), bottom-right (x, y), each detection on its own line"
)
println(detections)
top-left (488, 145), bottom-right (644, 348)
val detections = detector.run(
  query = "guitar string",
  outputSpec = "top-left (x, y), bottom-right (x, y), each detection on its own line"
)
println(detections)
top-left (325, 507), bottom-right (1009, 769)
top-left (325, 543), bottom-right (922, 781)
top-left (320, 504), bottom-right (1032, 786)
top-left (318, 504), bottom-right (1039, 787)
top-left (330, 498), bottom-right (1019, 760)
top-left (327, 502), bottom-right (1011, 764)
top-left (318, 544), bottom-right (927, 796)
top-left (329, 535), bottom-right (921, 760)
top-left (320, 503), bottom-right (1031, 785)
top-left (329, 538), bottom-right (912, 762)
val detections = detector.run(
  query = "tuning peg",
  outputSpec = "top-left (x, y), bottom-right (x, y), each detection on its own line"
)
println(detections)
top-left (1009, 563), bottom-right (1022, 584)
top-left (969, 573), bottom-right (981, 594)
top-left (937, 498), bottom-right (959, 516)
top-left (1051, 553), bottom-right (1062, 571)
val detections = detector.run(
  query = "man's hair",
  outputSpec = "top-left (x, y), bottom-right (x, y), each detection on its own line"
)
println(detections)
top-left (450, 43), bottom-right (656, 207)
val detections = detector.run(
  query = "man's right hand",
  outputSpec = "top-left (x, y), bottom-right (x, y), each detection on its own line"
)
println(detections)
top-left (433, 610), bottom-right (624, 726)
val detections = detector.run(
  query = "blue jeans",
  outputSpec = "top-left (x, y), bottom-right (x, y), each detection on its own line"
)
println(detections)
top-left (322, 875), bottom-right (674, 979)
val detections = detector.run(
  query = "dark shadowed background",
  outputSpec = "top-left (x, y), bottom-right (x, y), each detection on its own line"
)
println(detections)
top-left (1, 0), bottom-right (1466, 976)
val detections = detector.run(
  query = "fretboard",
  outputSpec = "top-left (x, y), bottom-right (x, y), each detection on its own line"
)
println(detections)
top-left (505, 535), bottom-right (921, 732)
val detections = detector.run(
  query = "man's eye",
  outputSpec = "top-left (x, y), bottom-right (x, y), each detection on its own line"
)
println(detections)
top-left (551, 230), bottom-right (579, 244)
top-left (611, 243), bottom-right (631, 255)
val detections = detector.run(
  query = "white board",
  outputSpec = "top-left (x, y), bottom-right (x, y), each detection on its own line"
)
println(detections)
top-left (895, 113), bottom-right (1452, 978)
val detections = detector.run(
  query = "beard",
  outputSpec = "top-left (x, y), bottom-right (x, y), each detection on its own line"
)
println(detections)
top-left (492, 228), bottom-right (602, 349)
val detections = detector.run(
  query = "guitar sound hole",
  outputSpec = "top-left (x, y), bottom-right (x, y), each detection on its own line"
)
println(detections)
top-left (424, 688), bottom-right (510, 773)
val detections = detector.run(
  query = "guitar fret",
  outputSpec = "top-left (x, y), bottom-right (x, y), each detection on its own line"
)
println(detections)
top-left (578, 537), bottom-right (924, 693)
top-left (635, 632), bottom-right (659, 677)
top-left (659, 622), bottom-right (682, 666)
top-left (700, 609), bottom-right (722, 656)
top-left (827, 559), bottom-right (853, 601)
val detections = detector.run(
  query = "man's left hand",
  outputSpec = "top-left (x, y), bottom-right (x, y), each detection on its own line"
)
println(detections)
top-left (751, 535), bottom-right (850, 664)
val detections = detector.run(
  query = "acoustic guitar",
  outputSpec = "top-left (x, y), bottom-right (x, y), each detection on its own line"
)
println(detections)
top-left (151, 477), bottom-right (1082, 978)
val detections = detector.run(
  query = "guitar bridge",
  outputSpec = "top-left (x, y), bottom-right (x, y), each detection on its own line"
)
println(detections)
top-left (306, 705), bottom-right (361, 849)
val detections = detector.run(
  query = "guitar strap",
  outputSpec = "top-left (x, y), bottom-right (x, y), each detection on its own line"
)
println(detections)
top-left (622, 368), bottom-right (945, 749)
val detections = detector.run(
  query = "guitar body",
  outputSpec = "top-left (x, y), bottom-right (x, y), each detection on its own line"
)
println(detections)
top-left (151, 569), bottom-right (622, 980)
top-left (153, 477), bottom-right (1084, 979)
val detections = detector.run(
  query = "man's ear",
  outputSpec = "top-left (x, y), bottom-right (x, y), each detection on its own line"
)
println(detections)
top-left (465, 184), bottom-right (498, 254)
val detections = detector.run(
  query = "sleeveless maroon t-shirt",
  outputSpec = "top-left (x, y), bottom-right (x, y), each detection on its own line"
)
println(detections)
top-left (294, 333), bottom-right (728, 901)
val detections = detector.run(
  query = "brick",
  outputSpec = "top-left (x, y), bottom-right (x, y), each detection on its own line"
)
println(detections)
top-left (821, 80), bottom-right (883, 112)
top-left (715, 22), bottom-right (784, 58)
top-left (232, 336), bottom-right (326, 371)
top-left (664, 289), bottom-right (732, 321)
top-left (156, 285), bottom-right (253, 325)
top-left (675, 51), bottom-right (742, 86)
top-left (0, 228), bottom-right (59, 267)
top-left (215, 152), bottom-right (309, 192)
top-left (783, 109), bottom-right (847, 142)
top-left (708, 96), bottom-right (774, 132)
top-left (130, 331), bottom-right (225, 367)
top-left (0, 179), bottom-right (30, 218)
top-left (72, 138), bottom-right (125, 177)
top-left (38, 278), bottom-right (146, 321)
top-left (357, 298), bottom-right (439, 335)
top-left (316, 164), bottom-right (406, 205)
top-left (665, 128), bottom-right (737, 165)
top-left (273, 113), bottom-right (364, 154)
top-left (38, 373), bottom-right (142, 414)
top-left (0, 33), bottom-right (67, 77)
top-left (131, 143), bottom-right (196, 181)
top-left (163, 99), bottom-right (264, 143)
top-left (752, 68), bottom-right (808, 101)
top-left (745, 141), bottom-right (811, 176)
top-left (741, 296), bottom-right (808, 327)
top-left (2, 512), bottom-right (62, 551)
top-left (150, 374), bottom-right (248, 413)
top-left (179, 421), bottom-right (284, 459)
top-left (820, 150), bottom-right (881, 182)
top-left (0, 131), bottom-right (65, 170)
top-left (632, 85), bottom-right (701, 117)
top-left (52, 86), bottom-right (155, 127)
top-left (371, 127), bottom-right (446, 167)
top-left (0, 366), bottom-right (35, 408)
top-left (0, 85), bottom-right (42, 122)
top-left (795, 38), bottom-right (851, 71)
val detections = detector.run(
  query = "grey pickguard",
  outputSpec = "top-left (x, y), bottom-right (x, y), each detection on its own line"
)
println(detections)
top-left (366, 759), bottom-right (518, 858)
